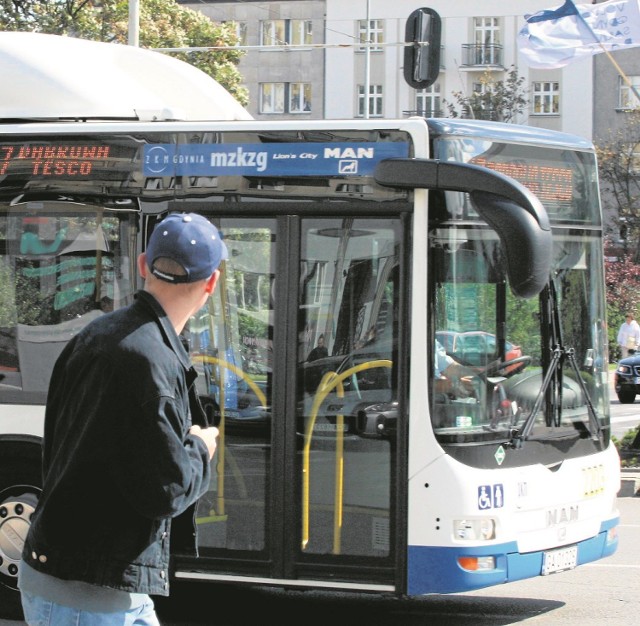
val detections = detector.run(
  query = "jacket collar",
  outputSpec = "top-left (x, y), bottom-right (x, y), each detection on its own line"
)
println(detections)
top-left (134, 290), bottom-right (192, 371)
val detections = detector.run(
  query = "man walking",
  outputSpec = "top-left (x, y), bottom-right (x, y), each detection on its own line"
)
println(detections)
top-left (19, 213), bottom-right (225, 625)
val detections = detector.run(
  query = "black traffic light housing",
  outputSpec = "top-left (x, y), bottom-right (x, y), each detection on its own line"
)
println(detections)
top-left (404, 8), bottom-right (442, 89)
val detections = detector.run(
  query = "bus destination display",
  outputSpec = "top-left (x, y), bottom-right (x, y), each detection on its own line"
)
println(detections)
top-left (471, 155), bottom-right (574, 207)
top-left (0, 143), bottom-right (114, 177)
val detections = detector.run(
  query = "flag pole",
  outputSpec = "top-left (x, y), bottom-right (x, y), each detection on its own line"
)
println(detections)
top-left (570, 0), bottom-right (640, 102)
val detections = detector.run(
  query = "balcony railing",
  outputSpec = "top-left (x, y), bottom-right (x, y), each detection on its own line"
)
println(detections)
top-left (402, 109), bottom-right (445, 118)
top-left (460, 43), bottom-right (503, 67)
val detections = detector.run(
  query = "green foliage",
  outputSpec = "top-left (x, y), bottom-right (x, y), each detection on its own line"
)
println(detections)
top-left (237, 313), bottom-right (268, 346)
top-left (613, 425), bottom-right (640, 467)
top-left (0, 259), bottom-right (16, 327)
top-left (596, 110), bottom-right (640, 258)
top-left (443, 66), bottom-right (528, 123)
top-left (604, 242), bottom-right (640, 360)
top-left (0, 0), bottom-right (248, 105)
top-left (506, 295), bottom-right (539, 357)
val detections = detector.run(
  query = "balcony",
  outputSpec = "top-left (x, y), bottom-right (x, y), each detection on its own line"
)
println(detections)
top-left (402, 109), bottom-right (445, 118)
top-left (460, 43), bottom-right (503, 68)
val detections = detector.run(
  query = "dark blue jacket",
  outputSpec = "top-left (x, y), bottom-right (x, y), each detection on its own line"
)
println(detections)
top-left (21, 290), bottom-right (211, 596)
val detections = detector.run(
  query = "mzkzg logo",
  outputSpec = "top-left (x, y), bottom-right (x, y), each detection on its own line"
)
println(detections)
top-left (143, 142), bottom-right (410, 177)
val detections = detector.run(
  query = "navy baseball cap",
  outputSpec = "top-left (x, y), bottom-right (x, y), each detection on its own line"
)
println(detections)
top-left (146, 213), bottom-right (228, 283)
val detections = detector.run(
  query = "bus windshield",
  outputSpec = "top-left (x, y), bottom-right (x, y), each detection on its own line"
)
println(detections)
top-left (429, 135), bottom-right (608, 453)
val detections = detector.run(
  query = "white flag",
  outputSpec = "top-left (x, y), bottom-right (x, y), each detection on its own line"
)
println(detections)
top-left (518, 0), bottom-right (640, 68)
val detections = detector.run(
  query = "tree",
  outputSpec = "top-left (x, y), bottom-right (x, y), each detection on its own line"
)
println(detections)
top-left (604, 240), bottom-right (640, 360)
top-left (443, 66), bottom-right (528, 123)
top-left (0, 0), bottom-right (248, 105)
top-left (596, 110), bottom-right (640, 260)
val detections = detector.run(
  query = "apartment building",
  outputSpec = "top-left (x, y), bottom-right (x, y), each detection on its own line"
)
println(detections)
top-left (179, 1), bottom-right (640, 143)
top-left (178, 1), bottom-right (326, 120)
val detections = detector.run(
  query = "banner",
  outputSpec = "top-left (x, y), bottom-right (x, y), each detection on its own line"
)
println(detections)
top-left (518, 0), bottom-right (640, 68)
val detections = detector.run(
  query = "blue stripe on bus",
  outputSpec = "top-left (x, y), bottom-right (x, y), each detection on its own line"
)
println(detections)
top-left (407, 516), bottom-right (619, 595)
top-left (143, 142), bottom-right (410, 177)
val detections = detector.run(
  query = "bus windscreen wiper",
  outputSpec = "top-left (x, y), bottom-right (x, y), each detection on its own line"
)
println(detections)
top-left (509, 282), bottom-right (603, 448)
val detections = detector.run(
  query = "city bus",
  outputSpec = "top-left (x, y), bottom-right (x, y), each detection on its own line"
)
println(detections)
top-left (0, 32), bottom-right (619, 619)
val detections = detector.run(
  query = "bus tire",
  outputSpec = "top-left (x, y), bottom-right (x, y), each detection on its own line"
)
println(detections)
top-left (0, 441), bottom-right (42, 621)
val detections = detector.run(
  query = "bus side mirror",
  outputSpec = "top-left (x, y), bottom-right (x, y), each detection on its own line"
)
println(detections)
top-left (404, 8), bottom-right (441, 90)
top-left (374, 158), bottom-right (552, 299)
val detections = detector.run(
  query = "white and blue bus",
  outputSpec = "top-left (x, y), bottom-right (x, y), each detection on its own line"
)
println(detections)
top-left (0, 32), bottom-right (619, 620)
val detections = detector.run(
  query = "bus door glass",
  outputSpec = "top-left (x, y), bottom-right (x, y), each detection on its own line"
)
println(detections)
top-left (297, 217), bottom-right (400, 561)
top-left (185, 214), bottom-right (401, 576)
top-left (187, 219), bottom-right (276, 554)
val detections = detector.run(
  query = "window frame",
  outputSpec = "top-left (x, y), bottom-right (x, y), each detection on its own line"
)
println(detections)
top-left (357, 84), bottom-right (384, 118)
top-left (416, 82), bottom-right (442, 117)
top-left (531, 81), bottom-right (560, 115)
top-left (618, 75), bottom-right (640, 110)
top-left (357, 19), bottom-right (384, 52)
top-left (260, 19), bottom-right (313, 47)
top-left (260, 82), bottom-right (312, 114)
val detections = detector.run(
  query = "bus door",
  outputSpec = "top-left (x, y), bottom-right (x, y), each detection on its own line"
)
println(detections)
top-left (178, 212), bottom-right (406, 590)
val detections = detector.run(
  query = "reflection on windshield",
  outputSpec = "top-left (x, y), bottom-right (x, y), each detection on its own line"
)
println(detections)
top-left (429, 225), bottom-right (609, 445)
top-left (0, 205), bottom-right (135, 400)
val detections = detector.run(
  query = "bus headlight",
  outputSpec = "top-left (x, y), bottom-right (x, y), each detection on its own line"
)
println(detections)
top-left (454, 518), bottom-right (496, 540)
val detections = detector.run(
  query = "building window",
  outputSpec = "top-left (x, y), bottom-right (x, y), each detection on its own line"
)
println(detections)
top-left (532, 81), bottom-right (560, 114)
top-left (621, 142), bottom-right (640, 174)
top-left (223, 21), bottom-right (248, 47)
top-left (357, 19), bottom-right (384, 52)
top-left (416, 82), bottom-right (441, 117)
top-left (357, 85), bottom-right (383, 117)
top-left (234, 22), bottom-right (248, 47)
top-left (291, 19), bottom-right (313, 46)
top-left (471, 16), bottom-right (501, 65)
top-left (469, 81), bottom-right (499, 120)
top-left (260, 83), bottom-right (285, 113)
top-left (619, 76), bottom-right (640, 109)
top-left (289, 83), bottom-right (312, 113)
top-left (260, 83), bottom-right (311, 114)
top-left (260, 19), bottom-right (312, 47)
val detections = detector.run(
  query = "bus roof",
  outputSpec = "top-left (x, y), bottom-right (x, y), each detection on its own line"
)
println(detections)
top-left (0, 31), bottom-right (251, 122)
top-left (425, 117), bottom-right (594, 152)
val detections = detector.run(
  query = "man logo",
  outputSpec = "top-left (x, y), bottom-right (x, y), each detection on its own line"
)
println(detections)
top-left (339, 160), bottom-right (358, 174)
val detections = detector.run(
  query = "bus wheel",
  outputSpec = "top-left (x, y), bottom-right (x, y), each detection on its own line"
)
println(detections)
top-left (0, 452), bottom-right (41, 620)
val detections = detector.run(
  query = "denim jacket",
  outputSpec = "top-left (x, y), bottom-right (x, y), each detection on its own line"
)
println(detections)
top-left (21, 290), bottom-right (211, 596)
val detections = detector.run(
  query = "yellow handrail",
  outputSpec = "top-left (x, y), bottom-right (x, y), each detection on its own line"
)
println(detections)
top-left (195, 354), bottom-right (268, 518)
top-left (301, 359), bottom-right (392, 551)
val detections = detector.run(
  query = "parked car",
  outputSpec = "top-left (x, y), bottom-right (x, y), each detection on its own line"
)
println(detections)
top-left (614, 352), bottom-right (640, 403)
top-left (435, 330), bottom-right (523, 374)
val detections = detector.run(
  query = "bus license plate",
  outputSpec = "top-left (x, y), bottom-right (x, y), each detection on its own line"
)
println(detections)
top-left (542, 545), bottom-right (578, 575)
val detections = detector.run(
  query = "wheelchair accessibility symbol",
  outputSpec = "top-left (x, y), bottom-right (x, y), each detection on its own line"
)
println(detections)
top-left (478, 484), bottom-right (504, 510)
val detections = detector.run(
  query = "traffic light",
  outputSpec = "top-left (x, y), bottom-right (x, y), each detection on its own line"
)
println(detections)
top-left (404, 8), bottom-right (441, 89)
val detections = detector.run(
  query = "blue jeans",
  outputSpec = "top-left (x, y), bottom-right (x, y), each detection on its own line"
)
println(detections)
top-left (21, 591), bottom-right (161, 626)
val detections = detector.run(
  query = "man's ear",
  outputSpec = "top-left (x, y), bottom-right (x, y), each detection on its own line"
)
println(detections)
top-left (137, 253), bottom-right (148, 278)
top-left (205, 269), bottom-right (220, 294)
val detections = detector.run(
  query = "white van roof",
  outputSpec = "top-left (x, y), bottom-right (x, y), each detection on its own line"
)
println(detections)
top-left (0, 31), bottom-right (251, 122)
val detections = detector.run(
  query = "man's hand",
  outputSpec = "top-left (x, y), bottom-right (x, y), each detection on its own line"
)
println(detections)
top-left (442, 363), bottom-right (479, 398)
top-left (190, 425), bottom-right (219, 459)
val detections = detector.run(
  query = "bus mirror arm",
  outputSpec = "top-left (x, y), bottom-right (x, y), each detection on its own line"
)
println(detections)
top-left (374, 158), bottom-right (552, 298)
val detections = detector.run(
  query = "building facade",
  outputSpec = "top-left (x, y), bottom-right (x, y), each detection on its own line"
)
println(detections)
top-left (179, 1), bottom-right (326, 121)
top-left (178, 0), bottom-right (639, 145)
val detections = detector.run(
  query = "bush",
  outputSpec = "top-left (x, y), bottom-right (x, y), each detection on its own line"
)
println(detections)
top-left (613, 425), bottom-right (640, 466)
